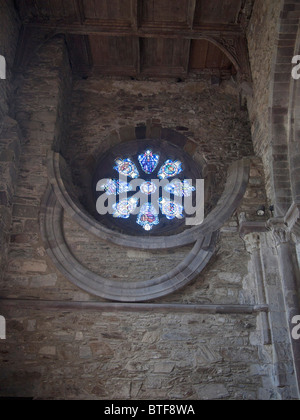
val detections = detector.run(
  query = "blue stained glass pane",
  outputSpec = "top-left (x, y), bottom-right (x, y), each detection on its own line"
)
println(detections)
top-left (107, 151), bottom-right (188, 231)
top-left (113, 198), bottom-right (139, 219)
top-left (138, 150), bottom-right (160, 175)
top-left (159, 198), bottom-right (184, 220)
top-left (158, 160), bottom-right (183, 179)
top-left (137, 203), bottom-right (160, 231)
top-left (101, 179), bottom-right (133, 195)
top-left (164, 179), bottom-right (195, 197)
top-left (114, 158), bottom-right (139, 179)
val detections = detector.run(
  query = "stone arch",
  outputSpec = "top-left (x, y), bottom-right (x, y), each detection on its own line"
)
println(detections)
top-left (190, 35), bottom-right (251, 83)
top-left (201, 36), bottom-right (240, 74)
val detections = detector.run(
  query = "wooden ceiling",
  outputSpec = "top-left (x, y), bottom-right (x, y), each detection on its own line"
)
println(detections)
top-left (15, 0), bottom-right (254, 80)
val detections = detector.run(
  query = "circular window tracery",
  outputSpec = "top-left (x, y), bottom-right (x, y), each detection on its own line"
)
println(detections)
top-left (42, 145), bottom-right (250, 302)
top-left (92, 139), bottom-right (203, 236)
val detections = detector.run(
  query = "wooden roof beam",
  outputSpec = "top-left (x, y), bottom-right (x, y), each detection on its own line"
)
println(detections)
top-left (24, 21), bottom-right (243, 38)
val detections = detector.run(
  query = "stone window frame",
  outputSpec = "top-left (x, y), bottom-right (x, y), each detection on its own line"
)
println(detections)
top-left (40, 130), bottom-right (250, 301)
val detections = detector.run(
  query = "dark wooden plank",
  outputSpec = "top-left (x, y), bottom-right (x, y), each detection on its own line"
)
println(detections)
top-left (205, 42), bottom-right (224, 68)
top-left (66, 34), bottom-right (93, 76)
top-left (189, 39), bottom-right (209, 69)
top-left (187, 0), bottom-right (197, 29)
top-left (140, 37), bottom-right (190, 76)
top-left (184, 39), bottom-right (192, 75)
top-left (141, 0), bottom-right (190, 27)
top-left (89, 35), bottom-right (137, 75)
top-left (24, 20), bottom-right (243, 37)
top-left (30, 0), bottom-right (78, 21)
top-left (58, 0), bottom-right (78, 21)
top-left (83, 0), bottom-right (133, 23)
top-left (189, 39), bottom-right (235, 71)
top-left (131, 0), bottom-right (139, 30)
top-left (74, 0), bottom-right (85, 24)
top-left (194, 0), bottom-right (242, 25)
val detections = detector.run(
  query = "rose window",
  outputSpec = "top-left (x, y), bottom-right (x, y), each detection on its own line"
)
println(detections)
top-left (95, 144), bottom-right (197, 233)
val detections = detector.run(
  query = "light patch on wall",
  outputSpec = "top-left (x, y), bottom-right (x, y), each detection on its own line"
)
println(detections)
top-left (127, 250), bottom-right (154, 259)
top-left (0, 55), bottom-right (6, 79)
top-left (292, 55), bottom-right (300, 80)
top-left (292, 316), bottom-right (300, 340)
top-left (0, 316), bottom-right (6, 340)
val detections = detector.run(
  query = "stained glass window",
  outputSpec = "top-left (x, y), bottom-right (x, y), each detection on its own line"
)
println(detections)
top-left (114, 158), bottom-right (139, 179)
top-left (112, 197), bottom-right (139, 219)
top-left (97, 149), bottom-right (195, 232)
top-left (137, 203), bottom-right (160, 231)
top-left (164, 179), bottom-right (195, 197)
top-left (158, 160), bottom-right (183, 179)
top-left (138, 150), bottom-right (160, 175)
top-left (101, 179), bottom-right (133, 195)
top-left (159, 198), bottom-right (184, 220)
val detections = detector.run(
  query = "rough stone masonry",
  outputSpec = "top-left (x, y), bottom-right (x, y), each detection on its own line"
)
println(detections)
top-left (0, 0), bottom-right (300, 400)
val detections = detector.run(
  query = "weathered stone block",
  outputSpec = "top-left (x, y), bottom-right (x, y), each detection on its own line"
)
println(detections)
top-left (153, 361), bottom-right (175, 374)
top-left (12, 205), bottom-right (39, 219)
top-left (30, 274), bottom-right (57, 288)
top-left (39, 346), bottom-right (56, 356)
top-left (193, 384), bottom-right (230, 400)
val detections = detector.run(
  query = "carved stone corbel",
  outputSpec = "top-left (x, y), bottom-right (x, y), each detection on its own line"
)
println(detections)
top-left (243, 232), bottom-right (261, 254)
top-left (208, 34), bottom-right (252, 84)
top-left (285, 203), bottom-right (300, 244)
top-left (267, 218), bottom-right (291, 247)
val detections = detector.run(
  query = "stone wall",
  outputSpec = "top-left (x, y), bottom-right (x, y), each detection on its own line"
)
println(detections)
top-left (1, 35), bottom-right (72, 291)
top-left (247, 0), bottom-right (283, 202)
top-left (247, 0), bottom-right (300, 214)
top-left (0, 0), bottom-right (21, 278)
top-left (0, 306), bottom-right (263, 400)
top-left (66, 77), bottom-right (254, 207)
top-left (0, 19), bottom-right (282, 399)
top-left (246, 0), bottom-right (300, 398)
top-left (0, 0), bottom-right (20, 123)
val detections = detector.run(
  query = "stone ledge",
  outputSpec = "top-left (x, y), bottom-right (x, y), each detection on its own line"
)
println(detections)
top-left (0, 298), bottom-right (269, 314)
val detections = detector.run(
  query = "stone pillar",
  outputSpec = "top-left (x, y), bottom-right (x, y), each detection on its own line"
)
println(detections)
top-left (242, 222), bottom-right (300, 398)
top-left (269, 219), bottom-right (300, 397)
top-left (285, 204), bottom-right (300, 270)
top-left (244, 233), bottom-right (271, 345)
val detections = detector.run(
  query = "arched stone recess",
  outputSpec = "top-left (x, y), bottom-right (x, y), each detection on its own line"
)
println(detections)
top-left (40, 147), bottom-right (250, 302)
top-left (204, 35), bottom-right (252, 83)
top-left (46, 150), bottom-right (250, 250)
top-left (40, 187), bottom-right (218, 302)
